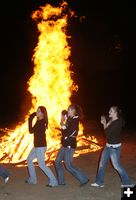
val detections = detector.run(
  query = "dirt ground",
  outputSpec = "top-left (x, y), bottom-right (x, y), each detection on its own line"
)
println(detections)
top-left (0, 130), bottom-right (136, 200)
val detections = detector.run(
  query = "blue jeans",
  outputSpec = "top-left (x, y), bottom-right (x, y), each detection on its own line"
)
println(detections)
top-left (96, 146), bottom-right (133, 185)
top-left (55, 146), bottom-right (89, 184)
top-left (0, 165), bottom-right (10, 180)
top-left (27, 147), bottom-right (58, 186)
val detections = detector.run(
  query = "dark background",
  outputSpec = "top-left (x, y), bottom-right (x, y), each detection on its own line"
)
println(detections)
top-left (0, 0), bottom-right (135, 129)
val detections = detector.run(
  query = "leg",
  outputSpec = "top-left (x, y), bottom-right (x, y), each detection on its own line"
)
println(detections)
top-left (27, 147), bottom-right (37, 184)
top-left (95, 146), bottom-right (110, 185)
top-left (36, 147), bottom-right (58, 186)
top-left (0, 165), bottom-right (10, 181)
top-left (64, 147), bottom-right (89, 185)
top-left (55, 146), bottom-right (65, 185)
top-left (110, 147), bottom-right (133, 186)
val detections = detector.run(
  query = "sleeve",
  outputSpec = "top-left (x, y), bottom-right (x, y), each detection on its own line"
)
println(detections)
top-left (105, 119), bottom-right (122, 134)
top-left (28, 112), bottom-right (36, 133)
top-left (64, 118), bottom-right (79, 140)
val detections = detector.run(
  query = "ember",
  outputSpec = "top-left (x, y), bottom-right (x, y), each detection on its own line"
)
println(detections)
top-left (0, 2), bottom-right (101, 166)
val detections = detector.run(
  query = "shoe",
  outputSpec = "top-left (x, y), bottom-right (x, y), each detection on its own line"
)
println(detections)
top-left (46, 184), bottom-right (53, 188)
top-left (4, 176), bottom-right (9, 183)
top-left (121, 184), bottom-right (134, 188)
top-left (80, 179), bottom-right (90, 187)
top-left (91, 183), bottom-right (104, 187)
top-left (46, 184), bottom-right (58, 188)
top-left (59, 183), bottom-right (66, 186)
top-left (25, 179), bottom-right (36, 185)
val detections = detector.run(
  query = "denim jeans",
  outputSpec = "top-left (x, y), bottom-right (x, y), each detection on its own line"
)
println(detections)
top-left (96, 146), bottom-right (133, 185)
top-left (0, 166), bottom-right (10, 180)
top-left (27, 147), bottom-right (58, 186)
top-left (55, 146), bottom-right (89, 185)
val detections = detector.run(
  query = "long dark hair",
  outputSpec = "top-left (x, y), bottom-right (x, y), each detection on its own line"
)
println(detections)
top-left (68, 104), bottom-right (84, 120)
top-left (38, 106), bottom-right (48, 129)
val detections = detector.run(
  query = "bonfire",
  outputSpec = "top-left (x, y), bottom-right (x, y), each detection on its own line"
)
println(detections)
top-left (0, 2), bottom-right (101, 167)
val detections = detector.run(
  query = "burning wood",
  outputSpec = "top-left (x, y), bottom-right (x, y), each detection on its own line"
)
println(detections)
top-left (0, 127), bottom-right (102, 167)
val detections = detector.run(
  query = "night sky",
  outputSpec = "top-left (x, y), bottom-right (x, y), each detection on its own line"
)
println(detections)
top-left (0, 0), bottom-right (135, 129)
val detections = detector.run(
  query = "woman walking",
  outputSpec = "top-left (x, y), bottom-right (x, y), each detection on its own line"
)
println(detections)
top-left (26, 106), bottom-right (58, 187)
top-left (91, 106), bottom-right (134, 188)
top-left (55, 104), bottom-right (89, 186)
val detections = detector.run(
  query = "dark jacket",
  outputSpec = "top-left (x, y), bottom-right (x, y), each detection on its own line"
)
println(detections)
top-left (28, 113), bottom-right (47, 147)
top-left (61, 116), bottom-right (79, 149)
top-left (105, 118), bottom-right (123, 144)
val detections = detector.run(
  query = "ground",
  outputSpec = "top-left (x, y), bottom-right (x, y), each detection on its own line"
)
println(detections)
top-left (0, 129), bottom-right (136, 200)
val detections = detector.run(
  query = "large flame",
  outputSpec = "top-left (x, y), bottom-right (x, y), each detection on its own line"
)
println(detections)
top-left (0, 2), bottom-right (101, 166)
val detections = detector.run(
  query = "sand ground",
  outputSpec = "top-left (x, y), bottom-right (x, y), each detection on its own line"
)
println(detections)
top-left (0, 130), bottom-right (136, 200)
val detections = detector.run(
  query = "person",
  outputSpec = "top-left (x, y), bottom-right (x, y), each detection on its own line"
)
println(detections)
top-left (0, 165), bottom-right (10, 183)
top-left (55, 104), bottom-right (89, 186)
top-left (26, 106), bottom-right (58, 187)
top-left (91, 106), bottom-right (134, 188)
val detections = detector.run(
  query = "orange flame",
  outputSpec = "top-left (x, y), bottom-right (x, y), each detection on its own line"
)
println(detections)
top-left (0, 2), bottom-right (101, 166)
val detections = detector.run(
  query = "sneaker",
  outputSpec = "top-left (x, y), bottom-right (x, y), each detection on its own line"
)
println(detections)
top-left (121, 184), bottom-right (134, 188)
top-left (25, 179), bottom-right (37, 185)
top-left (46, 184), bottom-right (53, 188)
top-left (4, 176), bottom-right (9, 183)
top-left (91, 183), bottom-right (104, 187)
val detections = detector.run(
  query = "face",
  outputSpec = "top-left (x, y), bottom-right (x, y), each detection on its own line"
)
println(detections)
top-left (36, 108), bottom-right (44, 119)
top-left (68, 107), bottom-right (75, 117)
top-left (109, 107), bottom-right (117, 119)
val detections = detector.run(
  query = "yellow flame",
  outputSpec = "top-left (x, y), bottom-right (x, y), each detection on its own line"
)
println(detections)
top-left (28, 2), bottom-right (78, 143)
top-left (0, 2), bottom-right (101, 166)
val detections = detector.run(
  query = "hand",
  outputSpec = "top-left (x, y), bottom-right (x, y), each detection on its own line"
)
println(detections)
top-left (60, 115), bottom-right (67, 125)
top-left (100, 116), bottom-right (106, 125)
top-left (64, 114), bottom-right (68, 121)
top-left (29, 112), bottom-right (36, 119)
top-left (61, 116), bottom-right (65, 123)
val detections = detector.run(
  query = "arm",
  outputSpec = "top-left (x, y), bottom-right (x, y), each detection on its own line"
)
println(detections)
top-left (100, 116), bottom-right (107, 129)
top-left (60, 114), bottom-right (68, 127)
top-left (28, 112), bottom-right (36, 133)
top-left (105, 118), bottom-right (122, 134)
top-left (100, 115), bottom-right (112, 129)
top-left (64, 117), bottom-right (79, 140)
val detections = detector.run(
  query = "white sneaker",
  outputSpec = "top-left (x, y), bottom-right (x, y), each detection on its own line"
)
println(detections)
top-left (121, 184), bottom-right (134, 188)
top-left (25, 179), bottom-right (37, 185)
top-left (91, 183), bottom-right (104, 187)
top-left (4, 176), bottom-right (9, 183)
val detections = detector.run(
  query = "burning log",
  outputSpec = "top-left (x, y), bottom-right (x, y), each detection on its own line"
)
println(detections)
top-left (79, 137), bottom-right (103, 147)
